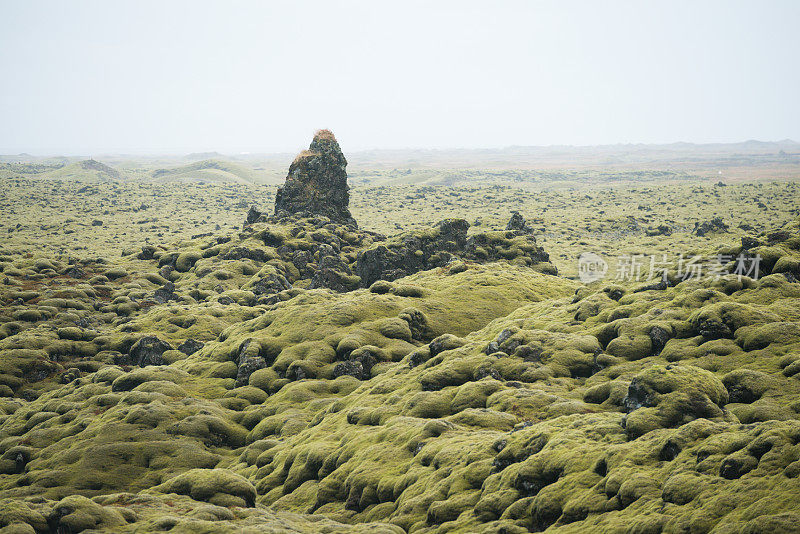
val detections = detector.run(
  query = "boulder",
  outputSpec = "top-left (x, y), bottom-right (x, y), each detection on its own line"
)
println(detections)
top-left (245, 205), bottom-right (262, 225)
top-left (128, 336), bottom-right (173, 367)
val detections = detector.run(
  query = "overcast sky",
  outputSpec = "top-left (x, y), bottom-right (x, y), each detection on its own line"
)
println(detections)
top-left (1, 1), bottom-right (798, 155)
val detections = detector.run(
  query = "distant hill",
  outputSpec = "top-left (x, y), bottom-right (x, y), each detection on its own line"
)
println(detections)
top-left (184, 151), bottom-right (224, 161)
top-left (150, 159), bottom-right (264, 184)
top-left (36, 159), bottom-right (122, 181)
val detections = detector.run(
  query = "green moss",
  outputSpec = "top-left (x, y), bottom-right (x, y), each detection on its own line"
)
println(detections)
top-left (624, 364), bottom-right (732, 438)
top-left (152, 468), bottom-right (256, 507)
top-left (175, 250), bottom-right (203, 272)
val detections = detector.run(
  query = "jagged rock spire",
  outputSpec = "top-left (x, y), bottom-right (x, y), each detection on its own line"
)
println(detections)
top-left (274, 129), bottom-right (356, 226)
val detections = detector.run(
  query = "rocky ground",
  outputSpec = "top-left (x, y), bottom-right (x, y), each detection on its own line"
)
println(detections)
top-left (1, 133), bottom-right (800, 533)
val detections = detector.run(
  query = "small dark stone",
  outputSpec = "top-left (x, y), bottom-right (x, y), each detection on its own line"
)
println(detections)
top-left (767, 230), bottom-right (793, 244)
top-left (646, 224), bottom-right (672, 237)
top-left (741, 236), bottom-right (761, 250)
top-left (153, 281), bottom-right (178, 304)
top-left (159, 264), bottom-right (174, 281)
top-left (696, 319), bottom-right (732, 340)
top-left (138, 246), bottom-right (156, 260)
top-left (14, 452), bottom-right (27, 474)
top-left (475, 367), bottom-right (502, 380)
top-left (726, 384), bottom-right (759, 404)
top-left (634, 273), bottom-right (671, 292)
top-left (286, 366), bottom-right (308, 381)
top-left (515, 345), bottom-right (543, 362)
top-left (251, 273), bottom-right (291, 296)
top-left (496, 329), bottom-right (516, 345)
top-left (720, 456), bottom-right (755, 479)
top-left (605, 287), bottom-right (625, 301)
top-left (309, 268), bottom-right (355, 292)
top-left (514, 469), bottom-right (560, 497)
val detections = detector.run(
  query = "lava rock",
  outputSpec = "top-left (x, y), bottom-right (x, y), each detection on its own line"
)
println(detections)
top-left (153, 282), bottom-right (179, 304)
top-left (245, 205), bottom-right (263, 225)
top-left (178, 338), bottom-right (204, 356)
top-left (333, 360), bottom-right (367, 380)
top-left (274, 130), bottom-right (357, 226)
top-left (506, 211), bottom-right (533, 234)
top-left (693, 217), bottom-right (729, 237)
top-left (235, 357), bottom-right (267, 387)
top-left (250, 273), bottom-right (292, 296)
top-left (309, 268), bottom-right (358, 292)
top-left (128, 336), bottom-right (173, 367)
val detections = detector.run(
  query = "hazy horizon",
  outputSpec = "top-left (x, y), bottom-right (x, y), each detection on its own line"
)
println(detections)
top-left (3, 138), bottom-right (800, 161)
top-left (2, 0), bottom-right (799, 155)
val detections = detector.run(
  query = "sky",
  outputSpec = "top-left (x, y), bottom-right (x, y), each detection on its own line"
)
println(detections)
top-left (0, 0), bottom-right (798, 155)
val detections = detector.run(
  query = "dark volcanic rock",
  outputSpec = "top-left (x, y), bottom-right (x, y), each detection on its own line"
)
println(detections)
top-left (333, 360), bottom-right (367, 380)
top-left (506, 211), bottom-right (532, 234)
top-left (153, 282), bottom-right (179, 304)
top-left (646, 224), bottom-right (673, 237)
top-left (235, 357), bottom-right (267, 387)
top-left (355, 219), bottom-right (468, 287)
top-left (245, 205), bottom-right (262, 226)
top-left (63, 267), bottom-right (86, 279)
top-left (251, 273), bottom-right (292, 296)
top-left (178, 339), bottom-right (204, 356)
top-left (622, 378), bottom-right (655, 413)
top-left (235, 339), bottom-right (268, 387)
top-left (128, 336), bottom-right (172, 367)
top-left (741, 236), bottom-right (762, 250)
top-left (222, 246), bottom-right (270, 263)
top-left (693, 217), bottom-right (729, 237)
top-left (138, 246), bottom-right (156, 260)
top-left (356, 216), bottom-right (554, 287)
top-left (274, 130), bottom-right (356, 226)
top-left (310, 268), bottom-right (358, 292)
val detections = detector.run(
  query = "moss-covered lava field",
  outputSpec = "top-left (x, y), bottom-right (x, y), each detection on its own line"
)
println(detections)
top-left (1, 141), bottom-right (800, 533)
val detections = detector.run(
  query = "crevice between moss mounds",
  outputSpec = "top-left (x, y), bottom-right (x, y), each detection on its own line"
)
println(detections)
top-left (273, 129), bottom-right (357, 227)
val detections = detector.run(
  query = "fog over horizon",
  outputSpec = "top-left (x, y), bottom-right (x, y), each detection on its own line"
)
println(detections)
top-left (1, 0), bottom-right (798, 156)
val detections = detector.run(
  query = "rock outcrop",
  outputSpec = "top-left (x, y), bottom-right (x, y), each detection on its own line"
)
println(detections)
top-left (274, 129), bottom-right (356, 226)
top-left (693, 216), bottom-right (729, 237)
top-left (506, 210), bottom-right (533, 234)
top-left (356, 214), bottom-right (554, 287)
